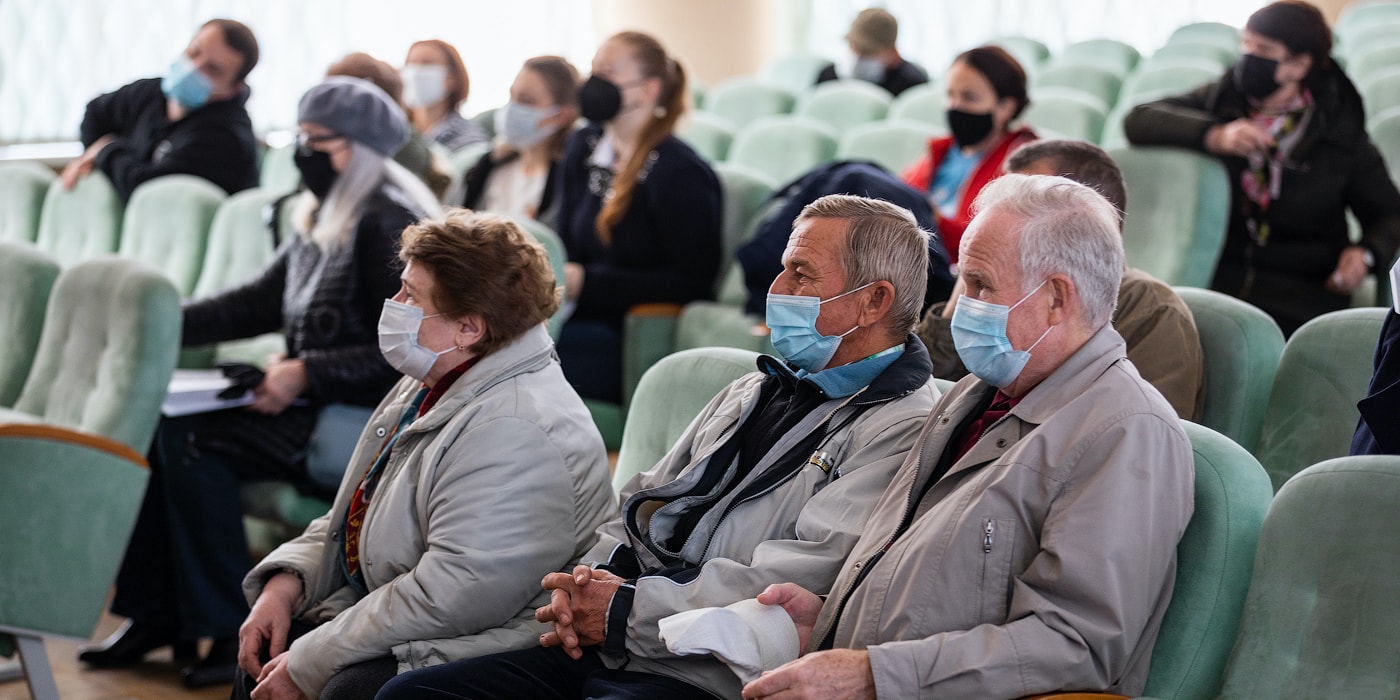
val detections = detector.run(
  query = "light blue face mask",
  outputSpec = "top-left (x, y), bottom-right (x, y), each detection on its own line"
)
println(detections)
top-left (766, 282), bottom-right (875, 372)
top-left (495, 101), bottom-right (560, 149)
top-left (161, 56), bottom-right (213, 110)
top-left (950, 280), bottom-right (1054, 388)
top-left (852, 56), bottom-right (885, 83)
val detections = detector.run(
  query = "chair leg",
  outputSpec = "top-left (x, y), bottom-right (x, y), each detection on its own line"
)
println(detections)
top-left (15, 635), bottom-right (58, 700)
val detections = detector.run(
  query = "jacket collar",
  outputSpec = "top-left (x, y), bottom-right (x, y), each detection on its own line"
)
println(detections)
top-left (756, 332), bottom-right (933, 405)
top-left (400, 324), bottom-right (557, 433)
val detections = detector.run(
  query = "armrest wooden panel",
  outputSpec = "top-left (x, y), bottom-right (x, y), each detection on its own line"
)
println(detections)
top-left (627, 303), bottom-right (684, 318)
top-left (0, 423), bottom-right (148, 467)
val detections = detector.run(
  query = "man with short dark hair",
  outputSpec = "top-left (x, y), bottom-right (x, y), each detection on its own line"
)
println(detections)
top-left (61, 18), bottom-right (260, 201)
top-left (917, 138), bottom-right (1206, 421)
top-left (815, 8), bottom-right (929, 97)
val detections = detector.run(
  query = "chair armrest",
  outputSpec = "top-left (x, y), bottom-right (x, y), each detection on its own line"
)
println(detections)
top-left (1022, 694), bottom-right (1128, 699)
top-left (623, 303), bottom-right (684, 406)
top-left (0, 423), bottom-right (147, 467)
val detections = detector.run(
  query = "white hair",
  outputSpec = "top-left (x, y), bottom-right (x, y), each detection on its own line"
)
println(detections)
top-left (294, 143), bottom-right (443, 249)
top-left (968, 173), bottom-right (1123, 329)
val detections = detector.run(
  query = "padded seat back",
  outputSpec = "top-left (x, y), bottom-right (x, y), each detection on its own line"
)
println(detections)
top-left (712, 162), bottom-right (778, 287)
top-left (1146, 43), bottom-right (1235, 70)
top-left (13, 257), bottom-right (181, 451)
top-left (510, 216), bottom-right (569, 339)
top-left (194, 187), bottom-right (282, 298)
top-left (1052, 39), bottom-right (1141, 77)
top-left (1175, 287), bottom-right (1284, 452)
top-left (1020, 89), bottom-right (1108, 142)
top-left (1142, 422), bottom-right (1273, 700)
top-left (1111, 145), bottom-right (1230, 287)
top-left (0, 163), bottom-right (55, 243)
top-left (34, 170), bottom-right (123, 265)
top-left (703, 77), bottom-right (797, 129)
top-left (795, 79), bottom-right (892, 132)
top-left (1216, 456), bottom-right (1400, 698)
top-left (0, 243), bottom-right (60, 407)
top-left (1256, 307), bottom-right (1386, 491)
top-left (612, 347), bottom-right (759, 493)
top-left (679, 111), bottom-right (737, 162)
top-left (119, 175), bottom-right (225, 295)
top-left (1033, 64), bottom-right (1123, 107)
top-left (836, 120), bottom-right (942, 174)
top-left (728, 115), bottom-right (839, 185)
top-left (888, 83), bottom-right (948, 127)
top-left (259, 143), bottom-right (301, 195)
top-left (990, 36), bottom-right (1050, 71)
top-left (761, 53), bottom-right (833, 93)
top-left (1167, 22), bottom-right (1241, 52)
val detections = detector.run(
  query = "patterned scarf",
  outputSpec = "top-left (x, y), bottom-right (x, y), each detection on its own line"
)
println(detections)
top-left (1241, 91), bottom-right (1312, 246)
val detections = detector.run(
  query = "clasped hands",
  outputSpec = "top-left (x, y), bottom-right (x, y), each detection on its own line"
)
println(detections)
top-left (535, 564), bottom-right (625, 659)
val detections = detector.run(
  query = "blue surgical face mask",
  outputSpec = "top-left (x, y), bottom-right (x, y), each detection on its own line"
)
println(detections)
top-left (950, 280), bottom-right (1054, 388)
top-left (495, 101), bottom-right (560, 149)
top-left (161, 55), bottom-right (213, 110)
top-left (852, 56), bottom-right (885, 83)
top-left (766, 282), bottom-right (876, 372)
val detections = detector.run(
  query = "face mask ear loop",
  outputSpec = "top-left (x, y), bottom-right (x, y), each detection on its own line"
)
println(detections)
top-left (1025, 324), bottom-right (1055, 353)
top-left (1008, 279), bottom-right (1049, 311)
top-left (819, 280), bottom-right (878, 305)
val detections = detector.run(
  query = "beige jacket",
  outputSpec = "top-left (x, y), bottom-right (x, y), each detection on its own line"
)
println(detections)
top-left (811, 325), bottom-right (1194, 699)
top-left (242, 326), bottom-right (615, 697)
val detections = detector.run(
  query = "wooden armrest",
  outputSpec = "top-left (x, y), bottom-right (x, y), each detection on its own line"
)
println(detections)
top-left (1022, 693), bottom-right (1128, 699)
top-left (626, 303), bottom-right (684, 318)
top-left (0, 423), bottom-right (148, 467)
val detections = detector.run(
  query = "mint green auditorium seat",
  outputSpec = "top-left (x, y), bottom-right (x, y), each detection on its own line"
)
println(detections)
top-left (0, 423), bottom-right (150, 700)
top-left (1052, 39), bottom-right (1141, 78)
top-left (796, 79), bottom-right (892, 132)
top-left (674, 299), bottom-right (775, 357)
top-left (1339, 20), bottom-right (1400, 64)
top-left (729, 115), bottom-right (839, 186)
top-left (679, 110), bottom-right (737, 162)
top-left (259, 143), bottom-right (301, 195)
top-left (1369, 107), bottom-right (1400, 188)
top-left (1020, 88), bottom-right (1109, 142)
top-left (1338, 2), bottom-right (1400, 40)
top-left (612, 347), bottom-right (759, 493)
top-left (837, 120), bottom-right (942, 174)
top-left (1110, 146), bottom-right (1230, 287)
top-left (1145, 44), bottom-right (1235, 71)
top-left (1360, 66), bottom-right (1400, 117)
top-left (0, 243), bottom-right (59, 407)
top-left (1175, 288), bottom-right (1284, 453)
top-left (712, 162), bottom-right (778, 274)
top-left (0, 162), bottom-right (55, 243)
top-left (990, 36), bottom-right (1050, 74)
top-left (1120, 63), bottom-right (1221, 102)
top-left (1166, 22), bottom-right (1241, 52)
top-left (888, 83), bottom-right (949, 130)
top-left (1255, 307), bottom-right (1386, 491)
top-left (1034, 64), bottom-right (1123, 109)
top-left (34, 170), bottom-right (122, 265)
top-left (761, 53), bottom-right (833, 94)
top-left (1210, 456), bottom-right (1400, 699)
top-left (510, 216), bottom-right (570, 339)
top-left (1100, 88), bottom-right (1176, 152)
top-left (0, 258), bottom-right (180, 453)
top-left (704, 77), bottom-right (798, 130)
top-left (469, 107), bottom-right (497, 141)
top-left (119, 175), bottom-right (225, 296)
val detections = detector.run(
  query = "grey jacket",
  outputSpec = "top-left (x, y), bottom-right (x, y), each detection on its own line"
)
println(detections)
top-left (812, 325), bottom-right (1194, 699)
top-left (242, 325), bottom-right (615, 697)
top-left (590, 336), bottom-right (940, 698)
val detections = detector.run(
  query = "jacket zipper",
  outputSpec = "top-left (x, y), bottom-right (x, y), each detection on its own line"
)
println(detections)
top-left (983, 518), bottom-right (995, 554)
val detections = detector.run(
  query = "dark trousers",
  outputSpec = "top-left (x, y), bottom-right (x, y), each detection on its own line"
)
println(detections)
top-left (373, 645), bottom-right (718, 700)
top-left (111, 408), bottom-right (314, 640)
top-left (556, 319), bottom-right (623, 404)
top-left (231, 621), bottom-right (397, 700)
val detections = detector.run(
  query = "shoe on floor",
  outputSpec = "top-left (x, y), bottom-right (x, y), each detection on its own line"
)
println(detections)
top-left (181, 636), bottom-right (239, 688)
top-left (77, 620), bottom-right (195, 668)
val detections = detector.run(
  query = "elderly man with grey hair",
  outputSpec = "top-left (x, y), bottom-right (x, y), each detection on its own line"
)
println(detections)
top-left (742, 175), bottom-right (1194, 700)
top-left (376, 194), bottom-right (941, 700)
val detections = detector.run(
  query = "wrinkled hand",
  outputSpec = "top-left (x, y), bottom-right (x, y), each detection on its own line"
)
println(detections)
top-left (238, 572), bottom-right (301, 678)
top-left (250, 652), bottom-right (307, 700)
top-left (1326, 245), bottom-right (1372, 295)
top-left (59, 135), bottom-right (114, 190)
top-left (755, 583), bottom-right (824, 654)
top-left (1205, 119), bottom-right (1274, 158)
top-left (536, 564), bottom-right (624, 659)
top-left (741, 648), bottom-right (874, 700)
top-left (249, 359), bottom-right (307, 415)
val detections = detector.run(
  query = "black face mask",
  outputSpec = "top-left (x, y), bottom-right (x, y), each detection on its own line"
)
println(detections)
top-left (946, 108), bottom-right (996, 147)
top-left (1234, 54), bottom-right (1282, 101)
top-left (294, 149), bottom-right (338, 200)
top-left (578, 75), bottom-right (623, 124)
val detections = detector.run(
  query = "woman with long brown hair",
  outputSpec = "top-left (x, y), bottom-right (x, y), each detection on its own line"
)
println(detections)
top-left (555, 31), bottom-right (722, 403)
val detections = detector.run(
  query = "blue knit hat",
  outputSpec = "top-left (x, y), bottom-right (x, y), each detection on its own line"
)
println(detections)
top-left (297, 76), bottom-right (409, 156)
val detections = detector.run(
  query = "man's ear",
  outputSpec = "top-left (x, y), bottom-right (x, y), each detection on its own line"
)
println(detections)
top-left (1045, 275), bottom-right (1074, 326)
top-left (857, 280), bottom-right (897, 327)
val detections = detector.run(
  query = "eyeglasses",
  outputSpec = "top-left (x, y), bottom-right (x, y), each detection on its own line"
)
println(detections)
top-left (296, 131), bottom-right (345, 156)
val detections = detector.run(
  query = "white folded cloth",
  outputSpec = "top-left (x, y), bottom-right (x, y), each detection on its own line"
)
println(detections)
top-left (658, 598), bottom-right (800, 684)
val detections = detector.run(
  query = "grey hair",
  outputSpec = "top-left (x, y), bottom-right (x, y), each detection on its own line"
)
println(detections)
top-left (969, 174), bottom-right (1122, 329)
top-left (795, 194), bottom-right (930, 336)
top-left (294, 143), bottom-right (443, 249)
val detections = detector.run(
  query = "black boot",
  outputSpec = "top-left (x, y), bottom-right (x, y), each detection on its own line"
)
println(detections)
top-left (181, 636), bottom-right (239, 688)
top-left (77, 620), bottom-right (197, 668)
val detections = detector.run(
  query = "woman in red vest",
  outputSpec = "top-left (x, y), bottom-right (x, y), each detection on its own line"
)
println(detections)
top-left (903, 46), bottom-right (1036, 267)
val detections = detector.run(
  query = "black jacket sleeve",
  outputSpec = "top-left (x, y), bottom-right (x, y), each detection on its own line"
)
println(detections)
top-left (181, 246), bottom-right (290, 347)
top-left (79, 83), bottom-right (142, 147)
top-left (1122, 81), bottom-right (1224, 152)
top-left (95, 118), bottom-right (253, 201)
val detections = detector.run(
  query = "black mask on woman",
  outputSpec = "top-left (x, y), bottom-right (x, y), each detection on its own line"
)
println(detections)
top-left (294, 149), bottom-right (338, 200)
top-left (1234, 54), bottom-right (1282, 101)
top-left (946, 108), bottom-right (996, 147)
top-left (578, 75), bottom-right (623, 123)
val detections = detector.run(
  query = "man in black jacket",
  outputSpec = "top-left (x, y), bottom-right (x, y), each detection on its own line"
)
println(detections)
top-left (60, 18), bottom-right (260, 202)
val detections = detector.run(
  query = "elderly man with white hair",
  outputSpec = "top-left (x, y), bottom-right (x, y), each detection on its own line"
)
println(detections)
top-left (742, 174), bottom-right (1195, 700)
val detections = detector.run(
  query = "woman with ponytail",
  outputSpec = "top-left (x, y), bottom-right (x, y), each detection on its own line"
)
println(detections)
top-left (555, 31), bottom-right (722, 403)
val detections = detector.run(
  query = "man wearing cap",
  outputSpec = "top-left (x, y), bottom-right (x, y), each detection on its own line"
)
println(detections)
top-left (742, 175), bottom-right (1193, 699)
top-left (78, 77), bottom-right (440, 689)
top-left (816, 8), bottom-right (929, 97)
top-left (61, 18), bottom-right (260, 202)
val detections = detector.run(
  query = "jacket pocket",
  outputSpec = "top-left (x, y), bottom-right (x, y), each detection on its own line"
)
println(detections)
top-left (977, 517), bottom-right (1018, 623)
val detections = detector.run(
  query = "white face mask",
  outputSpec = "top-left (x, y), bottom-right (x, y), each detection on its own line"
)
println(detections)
top-left (400, 64), bottom-right (449, 109)
top-left (378, 299), bottom-right (455, 381)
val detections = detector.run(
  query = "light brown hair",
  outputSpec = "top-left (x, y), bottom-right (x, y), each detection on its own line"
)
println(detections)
top-left (523, 55), bottom-right (581, 160)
